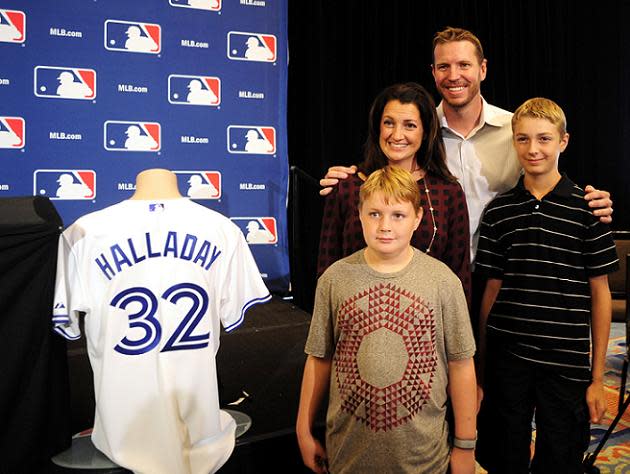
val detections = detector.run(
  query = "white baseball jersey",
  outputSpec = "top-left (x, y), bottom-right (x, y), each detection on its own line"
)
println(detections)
top-left (52, 199), bottom-right (271, 474)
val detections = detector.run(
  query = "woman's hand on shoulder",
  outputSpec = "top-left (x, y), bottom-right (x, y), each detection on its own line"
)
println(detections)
top-left (320, 165), bottom-right (357, 196)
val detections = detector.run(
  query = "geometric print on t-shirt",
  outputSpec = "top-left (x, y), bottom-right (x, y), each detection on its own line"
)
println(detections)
top-left (335, 282), bottom-right (437, 432)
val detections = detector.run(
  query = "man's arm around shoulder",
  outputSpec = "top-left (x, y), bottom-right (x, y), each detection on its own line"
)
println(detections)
top-left (584, 185), bottom-right (613, 224)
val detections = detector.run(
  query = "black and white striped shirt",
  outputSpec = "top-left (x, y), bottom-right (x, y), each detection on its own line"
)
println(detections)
top-left (476, 174), bottom-right (618, 382)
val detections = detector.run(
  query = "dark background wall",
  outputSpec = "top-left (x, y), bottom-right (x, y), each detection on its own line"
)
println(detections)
top-left (286, 0), bottom-right (630, 311)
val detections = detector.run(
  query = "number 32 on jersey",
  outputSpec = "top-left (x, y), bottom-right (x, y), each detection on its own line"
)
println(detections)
top-left (111, 283), bottom-right (210, 355)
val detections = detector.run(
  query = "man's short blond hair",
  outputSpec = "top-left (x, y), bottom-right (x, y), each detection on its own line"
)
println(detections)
top-left (359, 166), bottom-right (421, 212)
top-left (432, 26), bottom-right (484, 64)
top-left (512, 97), bottom-right (567, 135)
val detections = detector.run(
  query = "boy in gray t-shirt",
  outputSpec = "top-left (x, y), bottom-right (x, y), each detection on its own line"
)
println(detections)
top-left (296, 166), bottom-right (476, 474)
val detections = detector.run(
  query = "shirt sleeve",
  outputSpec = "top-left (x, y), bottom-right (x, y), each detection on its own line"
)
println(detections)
top-left (304, 271), bottom-right (336, 359)
top-left (474, 203), bottom-right (506, 279)
top-left (220, 231), bottom-right (271, 332)
top-left (443, 182), bottom-right (472, 306)
top-left (440, 272), bottom-right (476, 361)
top-left (583, 219), bottom-right (619, 277)
top-left (52, 233), bottom-right (84, 340)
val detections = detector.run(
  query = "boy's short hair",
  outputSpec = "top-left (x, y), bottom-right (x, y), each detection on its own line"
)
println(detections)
top-left (359, 166), bottom-right (421, 212)
top-left (432, 26), bottom-right (484, 65)
top-left (512, 97), bottom-right (567, 135)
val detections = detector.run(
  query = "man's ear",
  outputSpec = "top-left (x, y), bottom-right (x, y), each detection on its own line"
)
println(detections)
top-left (480, 58), bottom-right (488, 82)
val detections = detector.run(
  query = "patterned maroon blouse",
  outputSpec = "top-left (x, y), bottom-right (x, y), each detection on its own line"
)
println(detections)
top-left (317, 173), bottom-right (471, 305)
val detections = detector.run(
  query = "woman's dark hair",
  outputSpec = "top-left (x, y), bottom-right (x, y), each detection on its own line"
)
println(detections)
top-left (360, 82), bottom-right (455, 182)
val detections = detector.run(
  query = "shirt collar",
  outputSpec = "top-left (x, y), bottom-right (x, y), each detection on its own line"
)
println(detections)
top-left (514, 173), bottom-right (576, 198)
top-left (437, 96), bottom-right (503, 133)
top-left (480, 98), bottom-right (508, 128)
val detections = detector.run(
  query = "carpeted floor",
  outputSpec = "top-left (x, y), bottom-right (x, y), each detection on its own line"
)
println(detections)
top-left (585, 323), bottom-right (630, 473)
top-left (476, 321), bottom-right (630, 473)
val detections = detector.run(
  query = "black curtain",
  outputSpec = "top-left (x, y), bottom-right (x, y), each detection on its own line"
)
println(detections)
top-left (287, 0), bottom-right (630, 309)
top-left (0, 197), bottom-right (71, 471)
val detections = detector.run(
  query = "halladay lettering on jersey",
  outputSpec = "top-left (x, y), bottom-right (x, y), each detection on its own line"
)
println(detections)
top-left (94, 231), bottom-right (222, 280)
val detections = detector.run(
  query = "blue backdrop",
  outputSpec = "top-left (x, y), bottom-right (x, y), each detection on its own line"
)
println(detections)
top-left (0, 0), bottom-right (289, 292)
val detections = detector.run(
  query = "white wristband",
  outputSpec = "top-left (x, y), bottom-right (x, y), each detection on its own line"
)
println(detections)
top-left (453, 432), bottom-right (477, 450)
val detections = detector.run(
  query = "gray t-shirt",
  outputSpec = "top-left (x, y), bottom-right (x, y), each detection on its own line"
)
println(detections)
top-left (306, 249), bottom-right (475, 474)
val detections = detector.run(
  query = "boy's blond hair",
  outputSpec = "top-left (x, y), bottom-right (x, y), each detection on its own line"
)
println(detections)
top-left (512, 97), bottom-right (567, 135)
top-left (359, 166), bottom-right (421, 212)
top-left (432, 26), bottom-right (484, 65)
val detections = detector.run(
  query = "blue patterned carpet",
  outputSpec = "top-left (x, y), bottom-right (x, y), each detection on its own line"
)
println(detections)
top-left (585, 328), bottom-right (630, 473)
top-left (477, 322), bottom-right (630, 474)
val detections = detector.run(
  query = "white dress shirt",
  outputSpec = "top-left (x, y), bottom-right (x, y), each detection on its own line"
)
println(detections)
top-left (437, 98), bottom-right (522, 261)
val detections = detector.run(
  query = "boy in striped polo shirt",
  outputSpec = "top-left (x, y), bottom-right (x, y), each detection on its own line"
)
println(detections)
top-left (474, 98), bottom-right (619, 474)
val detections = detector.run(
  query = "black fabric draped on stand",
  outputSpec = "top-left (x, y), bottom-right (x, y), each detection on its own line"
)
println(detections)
top-left (0, 197), bottom-right (72, 472)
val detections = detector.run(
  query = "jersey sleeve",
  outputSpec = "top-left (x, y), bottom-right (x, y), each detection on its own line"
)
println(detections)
top-left (52, 232), bottom-right (86, 340)
top-left (219, 231), bottom-right (271, 332)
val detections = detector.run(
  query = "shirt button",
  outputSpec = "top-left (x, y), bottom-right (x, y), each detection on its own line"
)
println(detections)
top-left (534, 204), bottom-right (540, 210)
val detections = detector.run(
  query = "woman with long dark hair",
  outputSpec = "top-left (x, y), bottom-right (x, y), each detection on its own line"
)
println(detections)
top-left (317, 82), bottom-right (471, 301)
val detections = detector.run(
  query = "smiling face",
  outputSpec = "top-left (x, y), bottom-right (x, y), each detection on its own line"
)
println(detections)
top-left (513, 116), bottom-right (568, 179)
top-left (378, 100), bottom-right (424, 171)
top-left (432, 40), bottom-right (486, 111)
top-left (359, 191), bottom-right (422, 263)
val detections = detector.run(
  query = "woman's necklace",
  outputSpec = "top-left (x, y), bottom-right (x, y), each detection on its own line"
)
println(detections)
top-left (420, 176), bottom-right (437, 254)
top-left (409, 165), bottom-right (437, 254)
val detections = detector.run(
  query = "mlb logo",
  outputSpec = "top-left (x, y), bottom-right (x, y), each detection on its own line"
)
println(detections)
top-left (0, 9), bottom-right (25, 43)
top-left (231, 217), bottom-right (278, 245)
top-left (227, 126), bottom-right (275, 154)
top-left (104, 121), bottom-right (161, 152)
top-left (227, 32), bottom-right (276, 62)
top-left (168, 75), bottom-right (220, 106)
top-left (174, 171), bottom-right (221, 199)
top-left (34, 66), bottom-right (96, 100)
top-left (104, 20), bottom-right (161, 54)
top-left (169, 0), bottom-right (221, 12)
top-left (0, 117), bottom-right (25, 149)
top-left (33, 170), bottom-right (96, 200)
